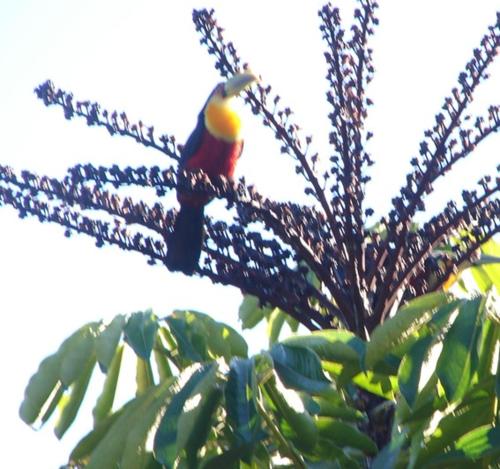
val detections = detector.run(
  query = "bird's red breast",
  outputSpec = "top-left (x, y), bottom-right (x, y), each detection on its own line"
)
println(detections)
top-left (179, 130), bottom-right (243, 207)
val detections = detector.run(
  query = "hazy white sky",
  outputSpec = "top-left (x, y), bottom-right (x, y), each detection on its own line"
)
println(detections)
top-left (0, 1), bottom-right (498, 467)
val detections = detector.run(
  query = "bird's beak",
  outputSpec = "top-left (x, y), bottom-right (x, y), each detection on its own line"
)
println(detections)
top-left (223, 71), bottom-right (259, 97)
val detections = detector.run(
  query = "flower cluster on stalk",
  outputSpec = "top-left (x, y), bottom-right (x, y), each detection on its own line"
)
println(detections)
top-left (0, 2), bottom-right (498, 337)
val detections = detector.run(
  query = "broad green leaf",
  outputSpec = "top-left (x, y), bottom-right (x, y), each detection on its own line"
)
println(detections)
top-left (471, 265), bottom-right (493, 293)
top-left (263, 373), bottom-right (318, 452)
top-left (93, 345), bottom-right (123, 425)
top-left (285, 314), bottom-right (299, 333)
top-left (225, 358), bottom-right (261, 449)
top-left (202, 446), bottom-right (255, 469)
top-left (476, 318), bottom-right (499, 380)
top-left (39, 383), bottom-right (65, 426)
top-left (220, 322), bottom-right (248, 359)
top-left (19, 353), bottom-right (62, 425)
top-left (316, 417), bottom-right (378, 455)
top-left (167, 310), bottom-right (248, 362)
top-left (396, 374), bottom-right (447, 425)
top-left (479, 238), bottom-right (500, 293)
top-left (351, 370), bottom-right (397, 399)
top-left (60, 323), bottom-right (98, 387)
top-left (87, 379), bottom-right (174, 469)
top-left (313, 397), bottom-right (366, 422)
top-left (136, 357), bottom-right (154, 396)
top-left (153, 348), bottom-right (172, 382)
top-left (153, 363), bottom-right (215, 465)
top-left (398, 335), bottom-right (434, 407)
top-left (238, 294), bottom-right (267, 329)
top-left (124, 310), bottom-right (158, 360)
top-left (177, 364), bottom-right (222, 464)
top-left (55, 355), bottom-right (96, 439)
top-left (270, 343), bottom-right (330, 393)
top-left (166, 316), bottom-right (204, 362)
top-left (70, 409), bottom-right (124, 465)
top-left (267, 308), bottom-right (286, 346)
top-left (95, 314), bottom-right (126, 371)
top-left (365, 292), bottom-right (450, 369)
top-left (424, 425), bottom-right (500, 466)
top-left (497, 345), bottom-right (500, 398)
top-left (416, 396), bottom-right (493, 465)
top-left (437, 297), bottom-right (485, 402)
top-left (456, 424), bottom-right (500, 459)
top-left (201, 310), bottom-right (248, 359)
top-left (283, 329), bottom-right (365, 366)
top-left (86, 395), bottom-right (149, 469)
top-left (371, 432), bottom-right (406, 469)
top-left (121, 379), bottom-right (177, 469)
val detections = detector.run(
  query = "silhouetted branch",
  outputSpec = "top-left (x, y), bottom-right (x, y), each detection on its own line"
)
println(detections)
top-left (192, 8), bottom-right (338, 240)
top-left (1, 2), bottom-right (499, 335)
top-left (35, 80), bottom-right (181, 161)
top-left (372, 15), bottom-right (500, 319)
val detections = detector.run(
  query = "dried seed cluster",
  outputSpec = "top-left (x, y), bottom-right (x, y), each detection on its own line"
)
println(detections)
top-left (1, 3), bottom-right (498, 335)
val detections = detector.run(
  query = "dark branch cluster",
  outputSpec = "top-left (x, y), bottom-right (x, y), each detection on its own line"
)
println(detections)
top-left (35, 80), bottom-right (181, 161)
top-left (1, 3), bottom-right (499, 336)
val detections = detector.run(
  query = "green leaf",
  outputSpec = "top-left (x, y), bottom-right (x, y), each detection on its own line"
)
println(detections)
top-left (351, 370), bottom-right (397, 399)
top-left (371, 432), bottom-right (406, 469)
top-left (396, 374), bottom-right (446, 425)
top-left (86, 379), bottom-right (174, 469)
top-left (153, 347), bottom-right (172, 382)
top-left (267, 308), bottom-right (286, 346)
top-left (167, 310), bottom-right (248, 362)
top-left (85, 395), bottom-right (149, 468)
top-left (286, 318), bottom-right (300, 334)
top-left (497, 346), bottom-right (500, 398)
top-left (153, 363), bottom-right (215, 465)
top-left (200, 310), bottom-right (248, 359)
top-left (225, 358), bottom-right (262, 451)
top-left (270, 343), bottom-right (330, 393)
top-left (263, 372), bottom-right (318, 452)
top-left (238, 294), bottom-right (267, 329)
top-left (55, 354), bottom-right (96, 439)
top-left (136, 357), bottom-right (154, 396)
top-left (93, 345), bottom-right (123, 425)
top-left (316, 417), bottom-right (378, 455)
top-left (95, 314), bottom-right (126, 371)
top-left (416, 396), bottom-right (494, 465)
top-left (456, 424), bottom-right (500, 459)
top-left (436, 297), bottom-right (485, 402)
top-left (283, 329), bottom-right (365, 366)
top-left (424, 425), bottom-right (500, 466)
top-left (202, 446), bottom-right (253, 469)
top-left (60, 323), bottom-right (99, 387)
top-left (177, 364), bottom-right (222, 464)
top-left (365, 292), bottom-right (450, 369)
top-left (398, 335), bottom-right (434, 407)
top-left (476, 318), bottom-right (499, 380)
top-left (471, 265), bottom-right (493, 293)
top-left (70, 409), bottom-right (124, 465)
top-left (19, 353), bottom-right (62, 425)
top-left (166, 316), bottom-right (205, 362)
top-left (479, 238), bottom-right (500, 293)
top-left (313, 397), bottom-right (366, 422)
top-left (124, 310), bottom-right (158, 360)
top-left (121, 380), bottom-right (177, 469)
top-left (39, 383), bottom-right (65, 426)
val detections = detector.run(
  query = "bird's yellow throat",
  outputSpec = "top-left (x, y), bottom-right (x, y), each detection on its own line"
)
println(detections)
top-left (204, 96), bottom-right (242, 142)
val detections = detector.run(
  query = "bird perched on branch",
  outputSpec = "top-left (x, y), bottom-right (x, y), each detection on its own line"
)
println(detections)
top-left (166, 71), bottom-right (259, 275)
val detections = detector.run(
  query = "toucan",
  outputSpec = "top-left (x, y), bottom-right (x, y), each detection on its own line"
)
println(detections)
top-left (166, 71), bottom-right (258, 275)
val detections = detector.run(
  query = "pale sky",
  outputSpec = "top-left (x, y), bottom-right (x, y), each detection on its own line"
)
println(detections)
top-left (0, 1), bottom-right (498, 467)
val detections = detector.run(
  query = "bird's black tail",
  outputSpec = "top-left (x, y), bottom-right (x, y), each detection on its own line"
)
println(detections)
top-left (166, 204), bottom-right (204, 275)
